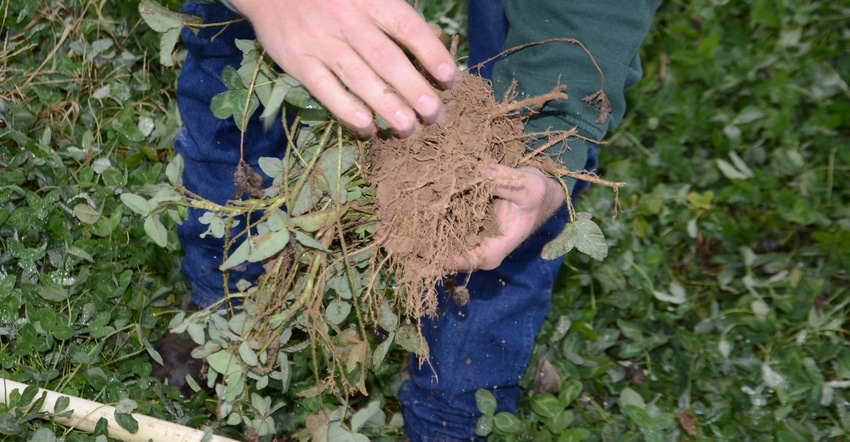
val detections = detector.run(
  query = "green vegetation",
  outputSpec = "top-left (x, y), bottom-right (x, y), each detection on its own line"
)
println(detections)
top-left (1, 0), bottom-right (848, 441)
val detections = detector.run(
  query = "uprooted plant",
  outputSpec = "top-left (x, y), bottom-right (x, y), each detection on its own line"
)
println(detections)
top-left (131, 1), bottom-right (623, 438)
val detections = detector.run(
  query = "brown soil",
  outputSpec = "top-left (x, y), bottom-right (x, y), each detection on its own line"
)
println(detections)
top-left (367, 71), bottom-right (565, 317)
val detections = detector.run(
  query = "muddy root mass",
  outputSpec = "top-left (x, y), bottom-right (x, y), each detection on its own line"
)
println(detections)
top-left (368, 72), bottom-right (559, 316)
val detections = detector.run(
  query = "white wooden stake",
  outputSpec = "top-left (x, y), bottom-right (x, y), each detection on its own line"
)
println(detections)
top-left (0, 377), bottom-right (241, 442)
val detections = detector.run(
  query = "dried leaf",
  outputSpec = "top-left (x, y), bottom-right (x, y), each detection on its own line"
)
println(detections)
top-left (233, 159), bottom-right (264, 199)
top-left (533, 358), bottom-right (563, 394)
top-left (73, 203), bottom-right (100, 225)
top-left (676, 412), bottom-right (698, 436)
top-left (581, 89), bottom-right (611, 124)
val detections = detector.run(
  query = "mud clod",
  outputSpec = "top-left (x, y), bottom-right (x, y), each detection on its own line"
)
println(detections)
top-left (368, 71), bottom-right (563, 316)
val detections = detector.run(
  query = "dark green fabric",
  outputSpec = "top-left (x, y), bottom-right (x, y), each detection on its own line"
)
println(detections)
top-left (492, 0), bottom-right (660, 178)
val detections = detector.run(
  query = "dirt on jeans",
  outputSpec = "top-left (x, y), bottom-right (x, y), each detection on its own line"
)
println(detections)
top-left (367, 71), bottom-right (568, 317)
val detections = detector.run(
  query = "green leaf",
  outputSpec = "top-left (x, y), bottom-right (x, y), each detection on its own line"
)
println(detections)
top-left (258, 156), bottom-right (284, 182)
top-left (120, 193), bottom-right (150, 216)
top-left (187, 323), bottom-right (206, 345)
top-left (541, 220), bottom-right (576, 259)
top-left (220, 239), bottom-right (251, 271)
top-left (35, 284), bottom-right (68, 302)
top-left (291, 209), bottom-right (337, 233)
top-left (144, 215), bottom-right (168, 247)
top-left (350, 401), bottom-right (381, 433)
top-left (716, 158), bottom-right (753, 180)
top-left (248, 228), bottom-right (291, 263)
top-left (315, 145), bottom-right (358, 205)
top-left (114, 411), bottom-right (139, 434)
top-left (281, 75), bottom-right (323, 110)
top-left (239, 341), bottom-right (259, 367)
top-left (18, 384), bottom-right (40, 407)
top-left (531, 394), bottom-right (562, 419)
top-left (138, 0), bottom-right (200, 66)
top-left (325, 299), bottom-right (351, 325)
top-left (561, 428), bottom-right (591, 442)
top-left (543, 216), bottom-right (607, 261)
top-left (549, 409), bottom-right (574, 434)
top-left (220, 65), bottom-right (244, 90)
top-left (619, 387), bottom-right (646, 410)
top-left (207, 350), bottom-right (242, 377)
top-left (293, 231), bottom-right (330, 253)
top-left (571, 218), bottom-right (607, 261)
top-left (493, 411), bottom-right (522, 434)
top-left (372, 332), bottom-right (394, 369)
top-left (66, 245), bottom-right (94, 263)
top-left (0, 413), bottom-right (24, 436)
top-left (623, 405), bottom-right (654, 429)
top-left (138, 0), bottom-right (182, 33)
top-left (158, 27), bottom-right (180, 66)
top-left (165, 154), bottom-right (184, 185)
top-left (559, 379), bottom-right (583, 406)
top-left (211, 87), bottom-right (260, 132)
top-left (476, 389), bottom-right (497, 416)
top-left (377, 300), bottom-right (398, 332)
top-left (53, 396), bottom-right (70, 414)
top-left (686, 190), bottom-right (713, 210)
top-left (475, 415), bottom-right (494, 437)
top-left (291, 179), bottom-right (324, 215)
top-left (652, 281), bottom-right (687, 304)
top-left (115, 399), bottom-right (138, 414)
top-left (29, 428), bottom-right (56, 442)
top-left (0, 274), bottom-right (16, 298)
top-left (260, 78), bottom-right (291, 132)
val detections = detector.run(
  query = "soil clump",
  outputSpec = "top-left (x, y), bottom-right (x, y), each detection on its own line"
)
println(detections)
top-left (367, 71), bottom-right (565, 316)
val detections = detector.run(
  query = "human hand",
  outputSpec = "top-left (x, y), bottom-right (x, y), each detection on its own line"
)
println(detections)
top-left (227, 0), bottom-right (457, 138)
top-left (445, 164), bottom-right (567, 272)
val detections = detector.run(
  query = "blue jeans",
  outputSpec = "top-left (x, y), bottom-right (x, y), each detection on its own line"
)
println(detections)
top-left (175, 2), bottom-right (597, 440)
top-left (399, 2), bottom-right (595, 439)
top-left (175, 3), bottom-right (277, 307)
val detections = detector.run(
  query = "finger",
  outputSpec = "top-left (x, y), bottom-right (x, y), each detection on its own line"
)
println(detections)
top-left (286, 57), bottom-right (378, 137)
top-left (485, 164), bottom-right (552, 208)
top-left (326, 39), bottom-right (421, 137)
top-left (344, 9), bottom-right (445, 125)
top-left (369, 0), bottom-right (458, 87)
top-left (444, 247), bottom-right (500, 273)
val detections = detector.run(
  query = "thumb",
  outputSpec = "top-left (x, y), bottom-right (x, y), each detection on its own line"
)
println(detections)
top-left (485, 163), bottom-right (532, 202)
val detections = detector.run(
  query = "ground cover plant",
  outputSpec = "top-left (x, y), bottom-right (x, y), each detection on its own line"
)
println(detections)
top-left (1, 0), bottom-right (848, 441)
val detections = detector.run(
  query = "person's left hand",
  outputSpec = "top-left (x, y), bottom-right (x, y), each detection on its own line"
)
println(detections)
top-left (445, 164), bottom-right (566, 272)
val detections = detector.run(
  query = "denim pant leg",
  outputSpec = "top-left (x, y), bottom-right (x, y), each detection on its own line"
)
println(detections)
top-left (175, 3), bottom-right (285, 307)
top-left (399, 203), bottom-right (569, 441)
top-left (398, 1), bottom-right (598, 439)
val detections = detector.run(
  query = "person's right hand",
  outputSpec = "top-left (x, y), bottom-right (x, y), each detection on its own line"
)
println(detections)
top-left (228, 0), bottom-right (457, 138)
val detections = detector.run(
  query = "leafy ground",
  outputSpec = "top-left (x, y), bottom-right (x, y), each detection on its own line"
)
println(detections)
top-left (1, 0), bottom-right (849, 441)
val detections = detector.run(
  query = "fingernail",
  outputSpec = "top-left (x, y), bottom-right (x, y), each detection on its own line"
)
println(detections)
top-left (354, 110), bottom-right (373, 129)
top-left (416, 94), bottom-right (440, 115)
top-left (416, 95), bottom-right (440, 124)
top-left (484, 164), bottom-right (497, 177)
top-left (395, 108), bottom-right (415, 131)
top-left (437, 63), bottom-right (456, 85)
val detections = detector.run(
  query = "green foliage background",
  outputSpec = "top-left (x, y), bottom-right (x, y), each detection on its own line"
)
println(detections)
top-left (1, 0), bottom-right (848, 441)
